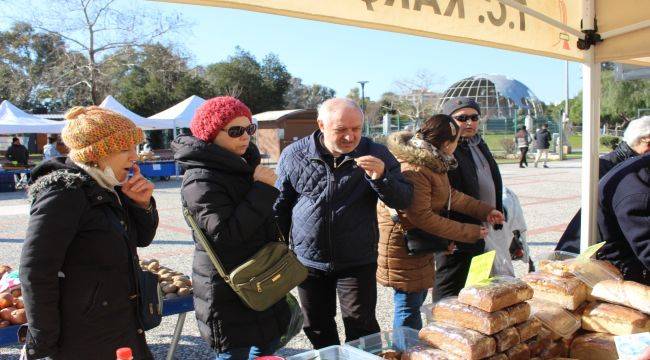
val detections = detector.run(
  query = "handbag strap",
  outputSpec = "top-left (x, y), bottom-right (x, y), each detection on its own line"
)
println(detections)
top-left (182, 207), bottom-right (234, 286)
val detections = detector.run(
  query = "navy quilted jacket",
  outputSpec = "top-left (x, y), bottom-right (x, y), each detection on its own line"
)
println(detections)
top-left (274, 131), bottom-right (413, 271)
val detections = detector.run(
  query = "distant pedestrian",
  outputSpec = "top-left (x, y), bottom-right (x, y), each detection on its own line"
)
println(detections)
top-left (514, 125), bottom-right (532, 168)
top-left (534, 123), bottom-right (551, 168)
top-left (42, 135), bottom-right (61, 160)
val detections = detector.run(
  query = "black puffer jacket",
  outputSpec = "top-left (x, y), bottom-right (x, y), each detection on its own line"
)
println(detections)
top-left (172, 135), bottom-right (290, 352)
top-left (556, 141), bottom-right (639, 253)
top-left (19, 158), bottom-right (158, 360)
top-left (597, 154), bottom-right (650, 285)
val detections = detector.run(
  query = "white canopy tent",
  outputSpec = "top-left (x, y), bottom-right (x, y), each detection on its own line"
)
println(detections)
top-left (99, 96), bottom-right (175, 130)
top-left (148, 95), bottom-right (206, 129)
top-left (157, 0), bottom-right (650, 252)
top-left (0, 100), bottom-right (66, 134)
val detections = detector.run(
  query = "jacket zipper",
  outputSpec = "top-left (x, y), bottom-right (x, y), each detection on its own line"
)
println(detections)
top-left (312, 158), bottom-right (336, 270)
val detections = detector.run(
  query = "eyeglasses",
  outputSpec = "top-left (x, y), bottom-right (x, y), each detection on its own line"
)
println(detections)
top-left (453, 114), bottom-right (480, 122)
top-left (222, 124), bottom-right (257, 138)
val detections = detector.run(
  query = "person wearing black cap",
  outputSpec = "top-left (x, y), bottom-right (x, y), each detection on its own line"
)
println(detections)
top-left (433, 97), bottom-right (504, 301)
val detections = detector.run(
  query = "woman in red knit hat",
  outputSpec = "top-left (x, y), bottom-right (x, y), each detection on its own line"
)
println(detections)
top-left (172, 97), bottom-right (290, 359)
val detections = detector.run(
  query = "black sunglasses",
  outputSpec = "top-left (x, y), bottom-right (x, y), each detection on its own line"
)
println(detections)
top-left (453, 114), bottom-right (480, 122)
top-left (221, 124), bottom-right (257, 138)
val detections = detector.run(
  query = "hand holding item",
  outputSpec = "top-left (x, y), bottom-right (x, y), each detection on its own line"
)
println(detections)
top-left (122, 163), bottom-right (154, 209)
top-left (253, 165), bottom-right (277, 187)
top-left (486, 210), bottom-right (505, 225)
top-left (355, 155), bottom-right (385, 180)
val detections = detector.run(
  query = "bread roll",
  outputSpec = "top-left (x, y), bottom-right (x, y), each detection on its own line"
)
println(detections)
top-left (493, 327), bottom-right (520, 352)
top-left (458, 277), bottom-right (534, 313)
top-left (581, 301), bottom-right (650, 335)
top-left (523, 272), bottom-right (587, 310)
top-left (515, 318), bottom-right (542, 342)
top-left (526, 334), bottom-right (552, 357)
top-left (400, 346), bottom-right (464, 360)
top-left (431, 297), bottom-right (510, 335)
top-left (591, 280), bottom-right (650, 314)
top-left (539, 259), bottom-right (578, 278)
top-left (505, 343), bottom-right (530, 360)
top-left (418, 323), bottom-right (496, 360)
top-left (569, 333), bottom-right (617, 360)
top-left (506, 302), bottom-right (532, 326)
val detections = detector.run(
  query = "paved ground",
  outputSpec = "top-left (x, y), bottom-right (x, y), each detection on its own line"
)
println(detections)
top-left (0, 159), bottom-right (583, 359)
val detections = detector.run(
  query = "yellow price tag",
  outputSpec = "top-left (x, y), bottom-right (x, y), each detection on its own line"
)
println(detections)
top-left (465, 250), bottom-right (496, 287)
top-left (578, 242), bottom-right (605, 260)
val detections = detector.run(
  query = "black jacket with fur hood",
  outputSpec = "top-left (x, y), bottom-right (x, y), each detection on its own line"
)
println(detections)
top-left (19, 157), bottom-right (158, 360)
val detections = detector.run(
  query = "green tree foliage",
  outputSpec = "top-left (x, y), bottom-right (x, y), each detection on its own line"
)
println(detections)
top-left (284, 77), bottom-right (335, 109)
top-left (204, 48), bottom-right (292, 114)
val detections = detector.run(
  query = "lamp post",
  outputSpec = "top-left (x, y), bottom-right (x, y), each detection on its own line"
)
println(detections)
top-left (358, 81), bottom-right (369, 135)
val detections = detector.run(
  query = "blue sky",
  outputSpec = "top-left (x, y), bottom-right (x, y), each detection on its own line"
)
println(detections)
top-left (4, 0), bottom-right (584, 104)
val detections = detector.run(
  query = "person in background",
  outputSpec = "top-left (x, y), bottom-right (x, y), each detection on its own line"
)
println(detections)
top-left (514, 125), bottom-right (532, 168)
top-left (597, 153), bottom-right (650, 285)
top-left (172, 96), bottom-right (290, 360)
top-left (556, 115), bottom-right (650, 254)
top-left (377, 114), bottom-right (503, 330)
top-left (433, 97), bottom-right (504, 301)
top-left (20, 106), bottom-right (158, 359)
top-left (43, 135), bottom-right (62, 160)
top-left (274, 98), bottom-right (413, 348)
top-left (5, 137), bottom-right (30, 188)
top-left (534, 123), bottom-right (552, 168)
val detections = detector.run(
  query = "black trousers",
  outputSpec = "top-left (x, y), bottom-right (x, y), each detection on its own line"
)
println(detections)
top-left (433, 251), bottom-right (474, 301)
top-left (519, 147), bottom-right (529, 166)
top-left (297, 263), bottom-right (380, 349)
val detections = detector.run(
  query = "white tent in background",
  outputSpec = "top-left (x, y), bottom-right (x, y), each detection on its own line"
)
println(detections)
top-left (99, 96), bottom-right (174, 130)
top-left (148, 95), bottom-right (205, 129)
top-left (0, 100), bottom-right (66, 134)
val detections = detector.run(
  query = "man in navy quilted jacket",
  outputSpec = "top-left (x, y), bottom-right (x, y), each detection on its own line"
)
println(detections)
top-left (274, 98), bottom-right (413, 348)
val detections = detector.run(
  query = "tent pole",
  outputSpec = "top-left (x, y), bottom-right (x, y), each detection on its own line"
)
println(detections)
top-left (601, 19), bottom-right (650, 40)
top-left (579, 0), bottom-right (600, 252)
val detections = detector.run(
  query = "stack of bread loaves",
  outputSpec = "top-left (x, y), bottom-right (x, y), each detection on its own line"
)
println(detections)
top-left (411, 277), bottom-right (539, 360)
top-left (570, 279), bottom-right (650, 360)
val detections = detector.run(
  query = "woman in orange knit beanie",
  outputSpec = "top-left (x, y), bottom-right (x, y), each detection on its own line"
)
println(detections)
top-left (19, 106), bottom-right (158, 360)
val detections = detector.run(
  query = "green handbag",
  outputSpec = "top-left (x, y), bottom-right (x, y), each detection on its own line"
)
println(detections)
top-left (183, 207), bottom-right (308, 312)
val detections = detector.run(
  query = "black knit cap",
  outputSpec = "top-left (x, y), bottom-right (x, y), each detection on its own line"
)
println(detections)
top-left (441, 97), bottom-right (481, 116)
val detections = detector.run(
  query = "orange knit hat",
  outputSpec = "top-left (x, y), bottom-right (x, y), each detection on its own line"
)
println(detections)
top-left (62, 106), bottom-right (144, 164)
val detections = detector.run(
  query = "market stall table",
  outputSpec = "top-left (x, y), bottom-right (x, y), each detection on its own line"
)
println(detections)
top-left (0, 168), bottom-right (32, 192)
top-left (0, 295), bottom-right (194, 360)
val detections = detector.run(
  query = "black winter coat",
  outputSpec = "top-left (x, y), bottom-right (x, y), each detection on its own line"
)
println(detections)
top-left (172, 135), bottom-right (290, 352)
top-left (6, 143), bottom-right (29, 165)
top-left (556, 142), bottom-right (638, 254)
top-left (534, 129), bottom-right (551, 149)
top-left (597, 154), bottom-right (650, 285)
top-left (19, 158), bottom-right (158, 360)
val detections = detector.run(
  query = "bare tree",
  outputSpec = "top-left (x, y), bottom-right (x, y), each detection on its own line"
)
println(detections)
top-left (391, 70), bottom-right (444, 126)
top-left (24, 0), bottom-right (188, 104)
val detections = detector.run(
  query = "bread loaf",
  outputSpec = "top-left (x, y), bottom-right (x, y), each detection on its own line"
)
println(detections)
top-left (515, 318), bottom-right (542, 342)
top-left (493, 327), bottom-right (520, 352)
top-left (400, 345), bottom-right (463, 360)
top-left (485, 354), bottom-right (508, 360)
top-left (526, 334), bottom-right (552, 357)
top-left (581, 301), bottom-right (650, 335)
top-left (431, 297), bottom-right (509, 335)
top-left (506, 302), bottom-right (531, 326)
top-left (523, 272), bottom-right (587, 310)
top-left (591, 280), bottom-right (650, 314)
top-left (418, 323), bottom-right (496, 360)
top-left (505, 343), bottom-right (530, 360)
top-left (569, 333), bottom-right (617, 360)
top-left (539, 259), bottom-right (578, 278)
top-left (458, 277), bottom-right (534, 312)
top-left (540, 340), bottom-right (569, 358)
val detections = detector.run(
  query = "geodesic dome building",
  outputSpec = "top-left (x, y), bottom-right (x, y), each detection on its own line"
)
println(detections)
top-left (437, 74), bottom-right (544, 120)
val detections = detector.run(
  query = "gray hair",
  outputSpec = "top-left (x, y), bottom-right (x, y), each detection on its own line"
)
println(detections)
top-left (317, 98), bottom-right (364, 124)
top-left (623, 116), bottom-right (650, 146)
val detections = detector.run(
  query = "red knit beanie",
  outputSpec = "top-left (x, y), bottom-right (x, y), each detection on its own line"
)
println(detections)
top-left (190, 96), bottom-right (252, 142)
